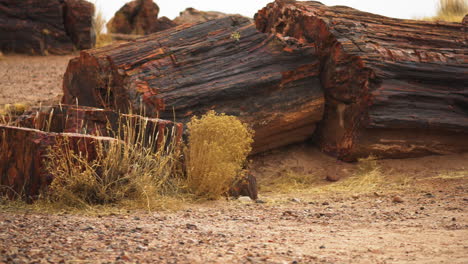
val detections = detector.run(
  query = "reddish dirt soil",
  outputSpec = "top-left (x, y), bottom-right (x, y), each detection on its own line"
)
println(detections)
top-left (0, 55), bottom-right (467, 263)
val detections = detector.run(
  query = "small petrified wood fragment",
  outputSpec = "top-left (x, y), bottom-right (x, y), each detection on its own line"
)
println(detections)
top-left (256, 0), bottom-right (468, 160)
top-left (62, 16), bottom-right (325, 154)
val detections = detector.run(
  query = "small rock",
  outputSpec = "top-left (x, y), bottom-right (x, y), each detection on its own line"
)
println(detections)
top-left (255, 199), bottom-right (266, 204)
top-left (291, 198), bottom-right (301, 203)
top-left (238, 196), bottom-right (252, 202)
top-left (81, 226), bottom-right (94, 231)
top-left (322, 201), bottom-right (330, 206)
top-left (326, 174), bottom-right (340, 182)
top-left (392, 196), bottom-right (404, 203)
top-left (116, 252), bottom-right (131, 262)
top-left (319, 245), bottom-right (326, 249)
top-left (352, 194), bottom-right (359, 200)
top-left (186, 223), bottom-right (198, 230)
top-left (425, 193), bottom-right (435, 198)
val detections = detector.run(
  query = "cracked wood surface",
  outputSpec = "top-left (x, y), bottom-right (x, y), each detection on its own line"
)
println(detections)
top-left (256, 0), bottom-right (468, 160)
top-left (62, 16), bottom-right (325, 154)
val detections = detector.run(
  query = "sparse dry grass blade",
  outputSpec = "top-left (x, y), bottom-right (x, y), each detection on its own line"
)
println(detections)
top-left (185, 111), bottom-right (253, 199)
top-left (43, 114), bottom-right (183, 212)
top-left (92, 1), bottom-right (113, 47)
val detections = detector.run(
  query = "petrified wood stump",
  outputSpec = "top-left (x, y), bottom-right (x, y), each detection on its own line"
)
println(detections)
top-left (0, 125), bottom-right (116, 200)
top-left (256, 0), bottom-right (468, 160)
top-left (62, 16), bottom-right (325, 154)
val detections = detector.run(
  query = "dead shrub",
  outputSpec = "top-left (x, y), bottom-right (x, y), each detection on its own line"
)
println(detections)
top-left (422, 0), bottom-right (468, 22)
top-left (185, 111), bottom-right (253, 199)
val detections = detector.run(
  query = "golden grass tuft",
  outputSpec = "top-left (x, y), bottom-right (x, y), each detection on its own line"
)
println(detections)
top-left (43, 116), bottom-right (183, 211)
top-left (185, 111), bottom-right (253, 199)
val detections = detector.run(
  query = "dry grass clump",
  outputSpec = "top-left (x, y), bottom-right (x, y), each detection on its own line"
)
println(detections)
top-left (43, 117), bottom-right (183, 211)
top-left (326, 156), bottom-right (384, 193)
top-left (431, 169), bottom-right (467, 180)
top-left (185, 111), bottom-right (253, 199)
top-left (260, 156), bottom-right (392, 195)
top-left (260, 170), bottom-right (321, 193)
top-left (423, 0), bottom-right (468, 22)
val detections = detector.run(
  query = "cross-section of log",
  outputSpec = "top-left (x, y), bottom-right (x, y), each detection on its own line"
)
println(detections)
top-left (256, 0), bottom-right (468, 160)
top-left (62, 16), bottom-right (325, 154)
top-left (0, 126), bottom-right (116, 200)
top-left (11, 105), bottom-right (183, 151)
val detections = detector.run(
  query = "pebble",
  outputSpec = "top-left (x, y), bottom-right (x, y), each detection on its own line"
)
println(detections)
top-left (326, 174), bottom-right (340, 182)
top-left (186, 224), bottom-right (198, 230)
top-left (255, 199), bottom-right (266, 204)
top-left (291, 198), bottom-right (301, 203)
top-left (392, 196), bottom-right (404, 203)
top-left (238, 196), bottom-right (252, 202)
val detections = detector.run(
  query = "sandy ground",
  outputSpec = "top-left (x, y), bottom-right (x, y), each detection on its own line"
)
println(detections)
top-left (0, 55), bottom-right (74, 106)
top-left (1, 147), bottom-right (467, 264)
top-left (0, 55), bottom-right (467, 263)
top-left (1, 174), bottom-right (467, 264)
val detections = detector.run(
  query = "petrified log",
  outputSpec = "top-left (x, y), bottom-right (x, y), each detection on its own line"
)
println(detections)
top-left (63, 0), bottom-right (96, 50)
top-left (173, 8), bottom-right (232, 25)
top-left (107, 0), bottom-right (174, 35)
top-left (0, 0), bottom-right (95, 55)
top-left (157, 16), bottom-right (177, 31)
top-left (12, 105), bottom-right (183, 150)
top-left (256, 0), bottom-right (468, 160)
top-left (0, 125), bottom-right (116, 200)
top-left (62, 16), bottom-right (325, 154)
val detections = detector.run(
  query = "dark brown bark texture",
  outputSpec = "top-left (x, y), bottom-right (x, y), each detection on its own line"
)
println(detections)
top-left (0, 0), bottom-right (95, 55)
top-left (0, 125), bottom-right (115, 200)
top-left (62, 16), bottom-right (325, 154)
top-left (256, 0), bottom-right (468, 161)
top-left (63, 0), bottom-right (96, 50)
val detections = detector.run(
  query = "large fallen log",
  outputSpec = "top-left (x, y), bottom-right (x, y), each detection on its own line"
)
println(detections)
top-left (62, 16), bottom-right (325, 154)
top-left (0, 0), bottom-right (95, 55)
top-left (256, 0), bottom-right (468, 160)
